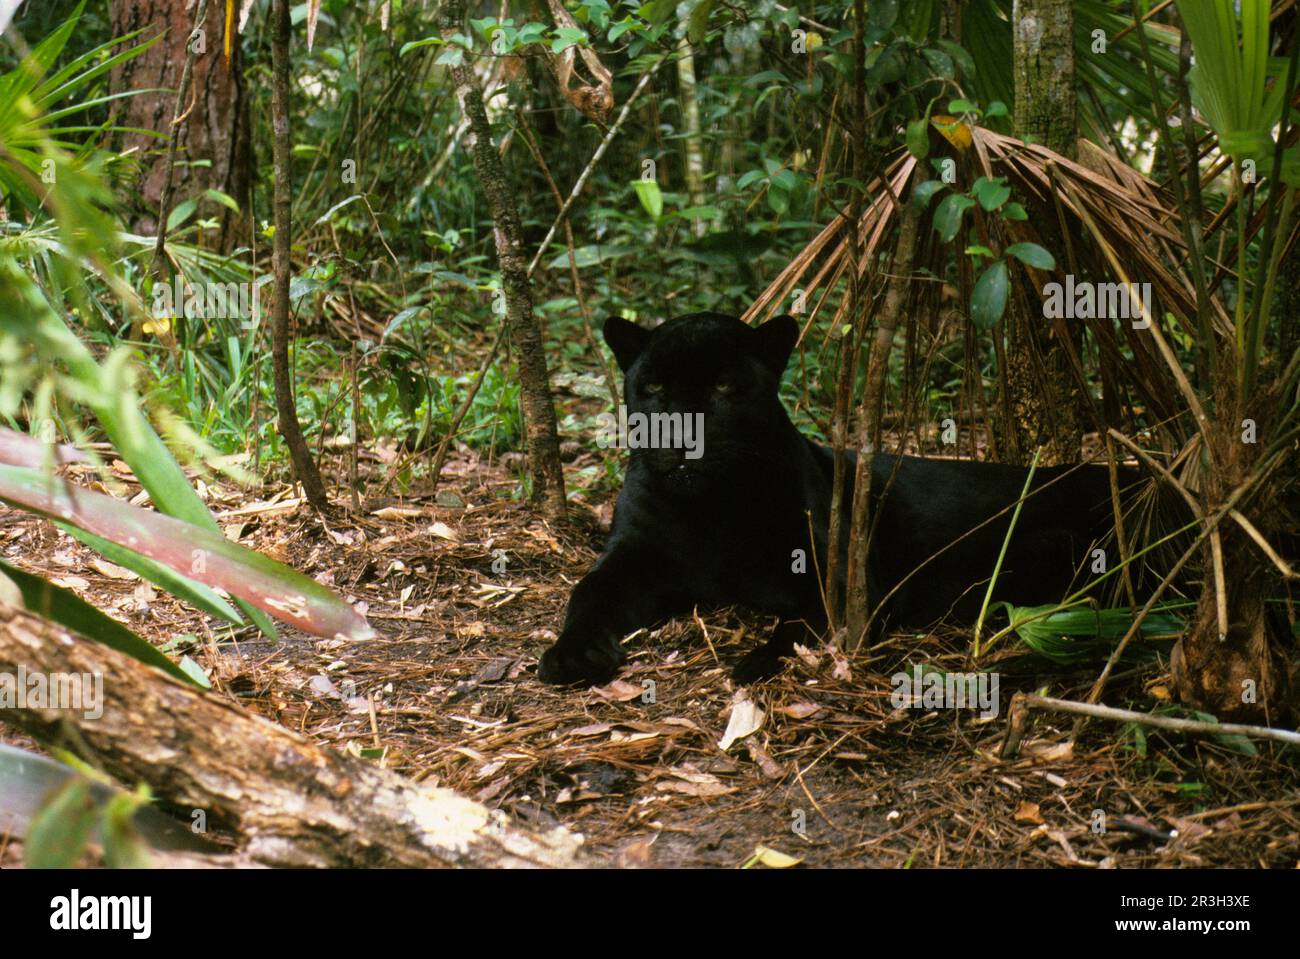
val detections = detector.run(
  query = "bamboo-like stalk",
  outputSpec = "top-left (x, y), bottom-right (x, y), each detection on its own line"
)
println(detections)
top-left (973, 447), bottom-right (1041, 657)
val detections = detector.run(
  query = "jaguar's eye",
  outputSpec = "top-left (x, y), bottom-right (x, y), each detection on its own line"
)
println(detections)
top-left (645, 382), bottom-right (664, 395)
top-left (714, 381), bottom-right (733, 394)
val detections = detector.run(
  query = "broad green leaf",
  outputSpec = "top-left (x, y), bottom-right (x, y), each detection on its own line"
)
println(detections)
top-left (398, 36), bottom-right (442, 57)
top-left (972, 176), bottom-right (1010, 211)
top-left (1189, 710), bottom-right (1258, 756)
top-left (905, 117), bottom-right (930, 159)
top-left (203, 188), bottom-right (240, 212)
top-left (1176, 0), bottom-right (1287, 164)
top-left (1005, 242), bottom-right (1056, 271)
top-left (687, 0), bottom-right (715, 44)
top-left (165, 197), bottom-right (196, 231)
top-left (937, 39), bottom-right (976, 79)
top-left (434, 47), bottom-right (464, 67)
top-left (970, 259), bottom-right (1009, 330)
top-left (551, 26), bottom-right (589, 52)
top-left (911, 179), bottom-right (947, 209)
top-left (932, 193), bottom-right (975, 242)
top-left (632, 178), bottom-right (663, 219)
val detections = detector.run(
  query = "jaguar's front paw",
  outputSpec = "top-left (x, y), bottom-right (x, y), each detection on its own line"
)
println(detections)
top-left (537, 633), bottom-right (626, 686)
top-left (731, 644), bottom-right (789, 685)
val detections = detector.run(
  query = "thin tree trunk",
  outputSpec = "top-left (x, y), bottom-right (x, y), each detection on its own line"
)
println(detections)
top-left (826, 0), bottom-right (871, 635)
top-left (0, 603), bottom-right (589, 867)
top-left (442, 1), bottom-right (566, 520)
top-left (845, 201), bottom-right (920, 650)
top-left (676, 37), bottom-right (707, 239)
top-left (270, 0), bottom-right (328, 510)
top-left (1000, 0), bottom-right (1083, 466)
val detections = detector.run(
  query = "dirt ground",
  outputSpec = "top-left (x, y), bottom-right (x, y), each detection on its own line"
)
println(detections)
top-left (2, 445), bottom-right (1299, 869)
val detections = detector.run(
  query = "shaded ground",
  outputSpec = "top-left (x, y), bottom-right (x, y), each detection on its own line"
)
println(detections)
top-left (2, 447), bottom-right (1298, 868)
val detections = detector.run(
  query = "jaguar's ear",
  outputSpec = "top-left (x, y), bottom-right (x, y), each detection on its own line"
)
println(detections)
top-left (603, 316), bottom-right (651, 372)
top-left (752, 314), bottom-right (799, 376)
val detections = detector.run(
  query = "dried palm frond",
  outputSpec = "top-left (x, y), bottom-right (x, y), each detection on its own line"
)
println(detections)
top-left (746, 123), bottom-right (1224, 452)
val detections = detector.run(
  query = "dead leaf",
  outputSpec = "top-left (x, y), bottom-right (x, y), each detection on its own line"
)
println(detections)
top-left (931, 115), bottom-right (972, 149)
top-left (656, 779), bottom-right (736, 799)
top-left (309, 675), bottom-right (340, 699)
top-left (471, 658), bottom-right (513, 684)
top-left (778, 701), bottom-right (822, 719)
top-left (428, 521), bottom-right (460, 542)
top-left (1166, 817), bottom-right (1211, 841)
top-left (749, 845), bottom-right (802, 868)
top-left (658, 717), bottom-right (700, 732)
top-left (608, 730), bottom-right (658, 744)
top-left (618, 838), bottom-right (655, 867)
top-left (746, 740), bottom-right (784, 779)
top-left (793, 643), bottom-right (820, 667)
top-left (372, 506), bottom-right (425, 520)
top-left (593, 680), bottom-right (643, 702)
top-left (91, 558), bottom-right (137, 580)
top-left (826, 641), bottom-right (853, 681)
top-left (568, 722), bottom-right (613, 737)
top-left (1025, 740), bottom-right (1074, 762)
top-left (718, 696), bottom-right (765, 751)
top-left (1014, 801), bottom-right (1044, 825)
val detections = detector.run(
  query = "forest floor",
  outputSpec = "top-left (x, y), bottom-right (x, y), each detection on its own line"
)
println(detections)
top-left (2, 442), bottom-right (1299, 869)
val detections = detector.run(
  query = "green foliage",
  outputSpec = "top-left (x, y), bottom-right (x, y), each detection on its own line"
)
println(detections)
top-left (999, 601), bottom-right (1187, 665)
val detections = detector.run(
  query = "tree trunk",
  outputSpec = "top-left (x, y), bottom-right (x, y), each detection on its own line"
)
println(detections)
top-left (270, 0), bottom-right (329, 510)
top-left (0, 603), bottom-right (589, 867)
top-left (1170, 387), bottom-right (1292, 724)
top-left (676, 38), bottom-right (707, 239)
top-left (1011, 0), bottom-right (1077, 155)
top-left (109, 0), bottom-right (251, 250)
top-left (845, 201), bottom-right (921, 650)
top-left (1000, 0), bottom-right (1084, 466)
top-left (442, 1), bottom-right (567, 520)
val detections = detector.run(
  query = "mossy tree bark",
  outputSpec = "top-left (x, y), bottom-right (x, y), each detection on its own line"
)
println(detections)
top-left (1001, 0), bottom-right (1084, 466)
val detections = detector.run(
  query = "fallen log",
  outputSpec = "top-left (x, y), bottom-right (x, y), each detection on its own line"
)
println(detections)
top-left (0, 602), bottom-right (589, 867)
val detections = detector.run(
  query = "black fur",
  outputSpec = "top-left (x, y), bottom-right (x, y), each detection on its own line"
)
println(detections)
top-left (536, 312), bottom-right (1170, 686)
